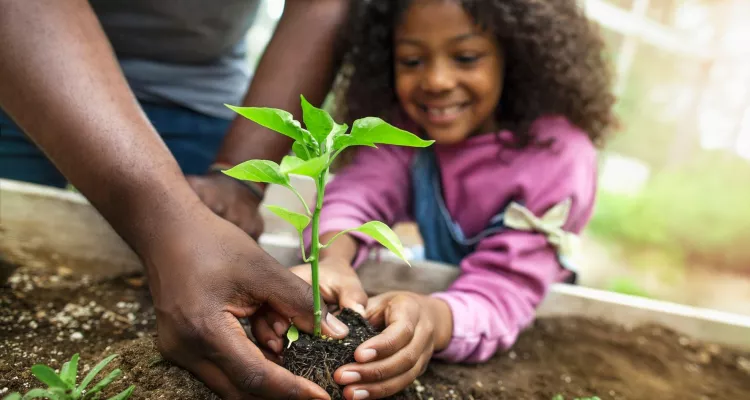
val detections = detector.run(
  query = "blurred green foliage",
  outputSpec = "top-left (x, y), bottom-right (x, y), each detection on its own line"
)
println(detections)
top-left (589, 151), bottom-right (750, 273)
top-left (606, 277), bottom-right (652, 298)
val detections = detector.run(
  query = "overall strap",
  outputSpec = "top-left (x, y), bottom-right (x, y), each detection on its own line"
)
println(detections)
top-left (410, 148), bottom-right (472, 266)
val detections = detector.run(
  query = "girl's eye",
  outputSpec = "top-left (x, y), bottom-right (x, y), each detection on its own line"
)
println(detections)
top-left (398, 57), bottom-right (422, 68)
top-left (455, 54), bottom-right (481, 64)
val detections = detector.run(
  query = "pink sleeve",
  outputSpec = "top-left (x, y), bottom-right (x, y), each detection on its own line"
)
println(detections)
top-left (431, 142), bottom-right (598, 363)
top-left (304, 145), bottom-right (413, 266)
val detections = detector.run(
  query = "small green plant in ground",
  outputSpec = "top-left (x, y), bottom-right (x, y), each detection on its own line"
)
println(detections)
top-left (2, 353), bottom-right (134, 400)
top-left (223, 95), bottom-right (433, 336)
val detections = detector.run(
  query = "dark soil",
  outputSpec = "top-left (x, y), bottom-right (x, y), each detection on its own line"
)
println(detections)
top-left (2, 247), bottom-right (750, 400)
top-left (282, 309), bottom-right (417, 400)
top-left (283, 309), bottom-right (377, 399)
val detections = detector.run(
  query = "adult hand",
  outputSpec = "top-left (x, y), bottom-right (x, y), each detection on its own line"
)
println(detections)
top-left (333, 292), bottom-right (453, 400)
top-left (251, 256), bottom-right (368, 355)
top-left (187, 172), bottom-right (265, 240)
top-left (148, 207), bottom-right (351, 400)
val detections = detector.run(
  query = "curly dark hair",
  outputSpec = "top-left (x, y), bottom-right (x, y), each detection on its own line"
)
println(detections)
top-left (332, 0), bottom-right (617, 149)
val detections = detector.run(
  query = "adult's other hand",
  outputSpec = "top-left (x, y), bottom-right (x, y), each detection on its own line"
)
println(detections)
top-left (188, 172), bottom-right (265, 240)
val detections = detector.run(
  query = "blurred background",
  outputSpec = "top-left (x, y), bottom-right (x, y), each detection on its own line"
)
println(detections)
top-left (250, 0), bottom-right (750, 316)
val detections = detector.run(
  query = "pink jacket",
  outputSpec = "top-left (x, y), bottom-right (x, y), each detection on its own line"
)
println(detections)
top-left (308, 116), bottom-right (598, 363)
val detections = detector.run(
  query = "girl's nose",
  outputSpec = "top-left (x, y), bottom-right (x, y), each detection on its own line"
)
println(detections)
top-left (421, 60), bottom-right (456, 93)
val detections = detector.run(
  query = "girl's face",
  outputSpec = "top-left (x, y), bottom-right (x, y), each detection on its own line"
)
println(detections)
top-left (394, 0), bottom-right (504, 145)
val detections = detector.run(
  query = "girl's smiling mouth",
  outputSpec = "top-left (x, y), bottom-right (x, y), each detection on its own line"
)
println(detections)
top-left (419, 102), bottom-right (471, 125)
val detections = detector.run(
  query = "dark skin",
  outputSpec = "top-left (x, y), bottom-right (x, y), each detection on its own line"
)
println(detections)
top-left (188, 0), bottom-right (349, 238)
top-left (0, 0), bottom-right (349, 398)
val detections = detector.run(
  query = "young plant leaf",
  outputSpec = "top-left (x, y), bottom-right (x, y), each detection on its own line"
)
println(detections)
top-left (286, 325), bottom-right (299, 348)
top-left (332, 135), bottom-right (378, 152)
top-left (350, 221), bottom-right (410, 265)
top-left (300, 95), bottom-right (335, 144)
top-left (75, 354), bottom-right (118, 396)
top-left (1, 393), bottom-right (21, 400)
top-left (292, 141), bottom-right (315, 161)
top-left (225, 105), bottom-right (313, 145)
top-left (326, 123), bottom-right (349, 154)
top-left (222, 160), bottom-right (289, 186)
top-left (18, 388), bottom-right (59, 400)
top-left (279, 155), bottom-right (328, 178)
top-left (106, 385), bottom-right (135, 400)
top-left (29, 365), bottom-right (67, 389)
top-left (334, 117), bottom-right (433, 151)
top-left (85, 369), bottom-right (123, 398)
top-left (265, 205), bottom-right (310, 233)
top-left (60, 353), bottom-right (79, 387)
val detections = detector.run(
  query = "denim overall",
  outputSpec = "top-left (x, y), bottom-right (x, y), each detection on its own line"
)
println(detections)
top-left (409, 147), bottom-right (577, 284)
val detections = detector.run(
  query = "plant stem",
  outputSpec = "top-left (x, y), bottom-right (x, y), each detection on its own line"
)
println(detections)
top-left (310, 173), bottom-right (326, 337)
top-left (286, 184), bottom-right (312, 216)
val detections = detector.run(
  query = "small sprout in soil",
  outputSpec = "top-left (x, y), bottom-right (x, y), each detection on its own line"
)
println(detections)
top-left (2, 353), bottom-right (135, 400)
top-left (223, 95), bottom-right (433, 336)
top-left (286, 325), bottom-right (299, 349)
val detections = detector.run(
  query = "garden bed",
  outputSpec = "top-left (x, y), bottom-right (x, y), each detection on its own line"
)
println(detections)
top-left (2, 246), bottom-right (750, 400)
top-left (2, 179), bottom-right (750, 399)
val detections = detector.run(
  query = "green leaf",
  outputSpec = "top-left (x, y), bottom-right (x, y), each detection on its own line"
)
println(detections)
top-left (332, 135), bottom-right (378, 151)
top-left (292, 141), bottom-right (315, 161)
top-left (334, 117), bottom-right (433, 151)
top-left (300, 95), bottom-right (335, 144)
top-left (286, 325), bottom-right (299, 349)
top-left (106, 385), bottom-right (135, 400)
top-left (2, 393), bottom-right (21, 400)
top-left (265, 205), bottom-right (310, 233)
top-left (30, 365), bottom-right (67, 389)
top-left (225, 105), bottom-right (313, 145)
top-left (222, 160), bottom-right (289, 186)
top-left (279, 155), bottom-right (328, 178)
top-left (326, 123), bottom-right (349, 154)
top-left (60, 354), bottom-right (79, 387)
top-left (84, 369), bottom-right (122, 398)
top-left (75, 354), bottom-right (118, 396)
top-left (350, 221), bottom-right (410, 265)
top-left (20, 389), bottom-right (59, 400)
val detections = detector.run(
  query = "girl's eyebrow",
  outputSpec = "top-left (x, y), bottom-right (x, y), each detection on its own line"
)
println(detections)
top-left (396, 32), bottom-right (478, 46)
top-left (449, 32), bottom-right (478, 42)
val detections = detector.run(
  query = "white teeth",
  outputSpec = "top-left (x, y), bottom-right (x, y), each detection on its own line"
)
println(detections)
top-left (426, 105), bottom-right (462, 116)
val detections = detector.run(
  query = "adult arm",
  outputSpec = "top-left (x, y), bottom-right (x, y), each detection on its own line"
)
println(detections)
top-left (0, 1), bottom-right (347, 398)
top-left (188, 0), bottom-right (351, 237)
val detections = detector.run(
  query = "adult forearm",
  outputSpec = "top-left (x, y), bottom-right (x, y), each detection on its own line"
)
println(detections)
top-left (214, 0), bottom-right (350, 166)
top-left (0, 0), bottom-right (202, 256)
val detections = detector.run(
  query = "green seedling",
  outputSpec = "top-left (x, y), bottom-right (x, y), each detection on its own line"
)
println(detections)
top-left (2, 353), bottom-right (134, 400)
top-left (286, 325), bottom-right (299, 349)
top-left (223, 95), bottom-right (433, 337)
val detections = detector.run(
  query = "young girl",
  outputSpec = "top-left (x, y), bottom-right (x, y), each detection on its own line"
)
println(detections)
top-left (255, 1), bottom-right (615, 398)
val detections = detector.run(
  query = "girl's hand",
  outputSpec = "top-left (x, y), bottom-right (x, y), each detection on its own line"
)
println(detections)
top-left (334, 292), bottom-right (453, 400)
top-left (251, 257), bottom-right (368, 354)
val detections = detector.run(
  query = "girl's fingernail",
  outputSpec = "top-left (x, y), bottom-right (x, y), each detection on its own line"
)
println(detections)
top-left (273, 321), bottom-right (287, 336)
top-left (353, 389), bottom-right (370, 400)
top-left (359, 348), bottom-right (377, 362)
top-left (339, 371), bottom-right (361, 384)
top-left (326, 313), bottom-right (350, 336)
